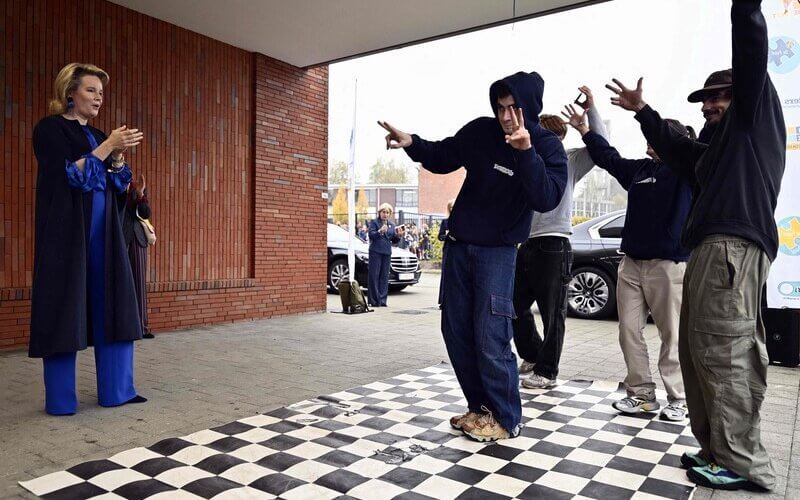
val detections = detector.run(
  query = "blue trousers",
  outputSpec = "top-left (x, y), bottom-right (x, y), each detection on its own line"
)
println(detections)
top-left (368, 251), bottom-right (391, 306)
top-left (441, 241), bottom-right (521, 433)
top-left (43, 189), bottom-right (136, 415)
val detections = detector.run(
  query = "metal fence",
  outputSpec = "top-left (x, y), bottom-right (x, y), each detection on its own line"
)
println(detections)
top-left (328, 211), bottom-right (447, 230)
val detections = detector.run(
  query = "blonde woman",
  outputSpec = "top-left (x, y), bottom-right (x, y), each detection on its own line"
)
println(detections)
top-left (30, 63), bottom-right (146, 415)
top-left (367, 203), bottom-right (399, 306)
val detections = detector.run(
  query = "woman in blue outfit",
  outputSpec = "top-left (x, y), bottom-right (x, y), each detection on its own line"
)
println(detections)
top-left (30, 63), bottom-right (147, 415)
top-left (367, 203), bottom-right (398, 307)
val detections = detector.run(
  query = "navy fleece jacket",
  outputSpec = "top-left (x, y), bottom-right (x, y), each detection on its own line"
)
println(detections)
top-left (403, 71), bottom-right (568, 246)
top-left (583, 131), bottom-right (692, 262)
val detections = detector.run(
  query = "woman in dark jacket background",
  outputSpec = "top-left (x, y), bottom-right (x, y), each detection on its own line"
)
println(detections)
top-left (124, 174), bottom-right (153, 339)
top-left (31, 62), bottom-right (146, 415)
top-left (367, 203), bottom-right (398, 307)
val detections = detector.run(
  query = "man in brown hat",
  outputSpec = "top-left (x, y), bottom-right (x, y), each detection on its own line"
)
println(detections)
top-left (605, 0), bottom-right (785, 492)
top-left (688, 69), bottom-right (732, 139)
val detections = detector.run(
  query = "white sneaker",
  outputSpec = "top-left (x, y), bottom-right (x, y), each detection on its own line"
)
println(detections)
top-left (612, 396), bottom-right (660, 414)
top-left (522, 373), bottom-right (557, 389)
top-left (660, 402), bottom-right (687, 421)
top-left (519, 360), bottom-right (536, 375)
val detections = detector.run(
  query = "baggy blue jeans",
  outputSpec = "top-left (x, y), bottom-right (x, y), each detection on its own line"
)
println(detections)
top-left (441, 240), bottom-right (521, 433)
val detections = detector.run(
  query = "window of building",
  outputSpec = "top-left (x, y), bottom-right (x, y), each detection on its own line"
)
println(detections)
top-left (396, 189), bottom-right (418, 208)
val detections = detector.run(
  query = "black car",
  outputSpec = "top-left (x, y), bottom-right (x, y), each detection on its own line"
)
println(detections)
top-left (568, 210), bottom-right (626, 320)
top-left (327, 223), bottom-right (422, 292)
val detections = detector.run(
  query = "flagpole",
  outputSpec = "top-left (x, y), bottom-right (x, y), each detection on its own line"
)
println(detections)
top-left (347, 80), bottom-right (358, 283)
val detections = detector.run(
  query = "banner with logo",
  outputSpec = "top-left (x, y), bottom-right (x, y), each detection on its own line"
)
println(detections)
top-left (766, 0), bottom-right (800, 308)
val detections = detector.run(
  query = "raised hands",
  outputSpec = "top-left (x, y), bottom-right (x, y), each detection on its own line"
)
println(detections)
top-left (561, 104), bottom-right (589, 136)
top-left (377, 121), bottom-right (413, 150)
top-left (576, 86), bottom-right (595, 111)
top-left (505, 107), bottom-right (531, 151)
top-left (606, 78), bottom-right (646, 112)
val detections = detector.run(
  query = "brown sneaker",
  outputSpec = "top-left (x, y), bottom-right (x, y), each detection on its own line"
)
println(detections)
top-left (449, 411), bottom-right (482, 430)
top-left (463, 409), bottom-right (510, 442)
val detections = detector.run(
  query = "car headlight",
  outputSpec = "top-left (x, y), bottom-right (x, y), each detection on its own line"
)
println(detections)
top-left (356, 251), bottom-right (369, 262)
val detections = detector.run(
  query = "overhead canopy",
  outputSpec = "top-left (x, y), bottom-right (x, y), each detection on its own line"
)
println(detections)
top-left (108, 0), bottom-right (606, 68)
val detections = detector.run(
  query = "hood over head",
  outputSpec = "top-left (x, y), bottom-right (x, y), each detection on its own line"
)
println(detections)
top-left (489, 71), bottom-right (544, 129)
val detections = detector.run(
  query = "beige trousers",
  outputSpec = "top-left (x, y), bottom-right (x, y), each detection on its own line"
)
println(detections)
top-left (617, 256), bottom-right (686, 403)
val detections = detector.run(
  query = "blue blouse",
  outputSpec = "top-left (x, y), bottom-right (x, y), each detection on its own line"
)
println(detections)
top-left (65, 125), bottom-right (131, 193)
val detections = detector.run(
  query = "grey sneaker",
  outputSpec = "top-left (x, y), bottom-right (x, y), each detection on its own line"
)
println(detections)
top-left (660, 402), bottom-right (688, 421)
top-left (522, 373), bottom-right (557, 389)
top-left (612, 396), bottom-right (660, 414)
top-left (519, 360), bottom-right (536, 375)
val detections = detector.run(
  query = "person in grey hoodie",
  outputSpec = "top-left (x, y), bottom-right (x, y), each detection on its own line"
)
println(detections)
top-left (513, 86), bottom-right (608, 389)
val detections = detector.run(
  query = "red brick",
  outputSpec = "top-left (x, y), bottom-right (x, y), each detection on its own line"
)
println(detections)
top-left (1, 0), bottom-right (328, 350)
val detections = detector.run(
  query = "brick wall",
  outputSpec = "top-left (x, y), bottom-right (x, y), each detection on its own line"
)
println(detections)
top-left (0, 0), bottom-right (328, 348)
top-left (418, 167), bottom-right (465, 216)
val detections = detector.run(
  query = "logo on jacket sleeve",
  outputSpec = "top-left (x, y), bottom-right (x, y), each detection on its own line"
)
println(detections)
top-left (493, 164), bottom-right (514, 177)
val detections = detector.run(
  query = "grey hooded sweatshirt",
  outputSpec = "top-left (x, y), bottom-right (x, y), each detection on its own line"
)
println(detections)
top-left (529, 106), bottom-right (608, 238)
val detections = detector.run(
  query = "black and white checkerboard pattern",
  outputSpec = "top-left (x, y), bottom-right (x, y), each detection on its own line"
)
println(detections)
top-left (20, 363), bottom-right (698, 499)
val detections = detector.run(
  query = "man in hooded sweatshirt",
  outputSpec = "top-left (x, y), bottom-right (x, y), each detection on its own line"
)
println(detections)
top-left (606, 0), bottom-right (785, 491)
top-left (379, 71), bottom-right (568, 441)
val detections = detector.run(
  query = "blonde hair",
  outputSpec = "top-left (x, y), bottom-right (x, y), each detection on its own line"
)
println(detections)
top-left (48, 63), bottom-right (110, 115)
top-left (539, 114), bottom-right (568, 140)
top-left (378, 203), bottom-right (394, 215)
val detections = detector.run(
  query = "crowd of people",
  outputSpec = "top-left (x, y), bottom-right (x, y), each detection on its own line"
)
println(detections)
top-left (356, 219), bottom-right (434, 260)
top-left (381, 0), bottom-right (784, 492)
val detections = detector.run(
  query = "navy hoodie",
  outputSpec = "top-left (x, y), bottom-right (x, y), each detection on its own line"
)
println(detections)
top-left (403, 72), bottom-right (568, 246)
top-left (635, 0), bottom-right (785, 260)
top-left (583, 131), bottom-right (692, 262)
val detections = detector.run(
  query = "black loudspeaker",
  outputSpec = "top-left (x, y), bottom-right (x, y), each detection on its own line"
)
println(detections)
top-left (763, 308), bottom-right (800, 367)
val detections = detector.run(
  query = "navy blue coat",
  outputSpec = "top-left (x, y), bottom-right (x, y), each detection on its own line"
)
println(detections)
top-left (368, 219), bottom-right (397, 255)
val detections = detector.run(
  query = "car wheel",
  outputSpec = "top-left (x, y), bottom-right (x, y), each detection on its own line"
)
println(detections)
top-left (568, 267), bottom-right (616, 319)
top-left (328, 258), bottom-right (349, 292)
top-left (388, 285), bottom-right (408, 292)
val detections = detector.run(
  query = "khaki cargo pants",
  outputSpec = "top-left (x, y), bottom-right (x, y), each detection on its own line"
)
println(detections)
top-left (680, 235), bottom-right (775, 489)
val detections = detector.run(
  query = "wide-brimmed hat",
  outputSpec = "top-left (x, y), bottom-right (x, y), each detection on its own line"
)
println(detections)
top-left (687, 69), bottom-right (732, 103)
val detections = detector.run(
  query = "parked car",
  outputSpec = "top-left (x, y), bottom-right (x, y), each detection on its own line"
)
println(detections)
top-left (327, 223), bottom-right (422, 292)
top-left (568, 210), bottom-right (626, 320)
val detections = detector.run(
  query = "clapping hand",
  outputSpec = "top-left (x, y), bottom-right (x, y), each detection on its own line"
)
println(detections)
top-left (505, 107), bottom-right (531, 151)
top-left (107, 125), bottom-right (144, 155)
top-left (606, 77), bottom-right (646, 112)
top-left (378, 121), bottom-right (413, 149)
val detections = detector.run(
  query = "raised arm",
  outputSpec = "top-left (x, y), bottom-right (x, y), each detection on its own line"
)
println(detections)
top-left (561, 86), bottom-right (609, 183)
top-left (379, 120), bottom-right (467, 175)
top-left (605, 77), bottom-right (706, 179)
top-left (635, 105), bottom-right (706, 180)
top-left (581, 132), bottom-right (641, 190)
top-left (731, 0), bottom-right (768, 126)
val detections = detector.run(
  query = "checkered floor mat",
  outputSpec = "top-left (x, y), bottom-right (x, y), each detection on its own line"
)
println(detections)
top-left (20, 363), bottom-right (698, 499)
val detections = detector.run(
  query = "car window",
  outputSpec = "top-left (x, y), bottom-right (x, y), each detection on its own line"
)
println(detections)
top-left (597, 214), bottom-right (625, 239)
top-left (602, 215), bottom-right (625, 230)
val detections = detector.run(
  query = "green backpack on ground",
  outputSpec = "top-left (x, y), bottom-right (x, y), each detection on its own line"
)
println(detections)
top-left (338, 280), bottom-right (371, 314)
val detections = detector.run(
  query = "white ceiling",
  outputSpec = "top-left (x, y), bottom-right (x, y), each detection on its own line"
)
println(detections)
top-left (108, 0), bottom-right (606, 68)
